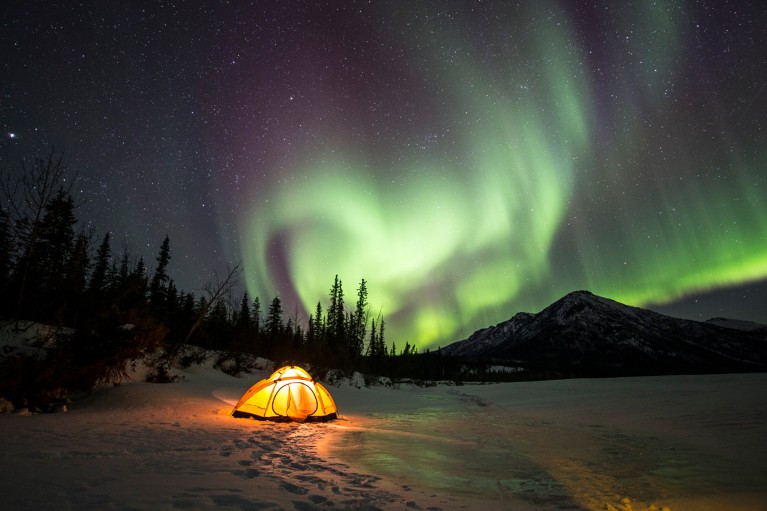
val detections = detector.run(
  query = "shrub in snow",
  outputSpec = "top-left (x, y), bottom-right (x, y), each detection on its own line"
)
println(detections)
top-left (63, 315), bottom-right (168, 387)
top-left (0, 397), bottom-right (14, 414)
top-left (362, 374), bottom-right (393, 387)
top-left (0, 315), bottom-right (169, 409)
top-left (177, 345), bottom-right (209, 368)
top-left (322, 369), bottom-right (344, 385)
top-left (214, 350), bottom-right (261, 377)
top-left (145, 361), bottom-right (181, 383)
top-left (253, 357), bottom-right (273, 371)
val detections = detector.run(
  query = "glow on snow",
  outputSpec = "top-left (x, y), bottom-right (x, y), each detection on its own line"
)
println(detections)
top-left (235, 2), bottom-right (767, 349)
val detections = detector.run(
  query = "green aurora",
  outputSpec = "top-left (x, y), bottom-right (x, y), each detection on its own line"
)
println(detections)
top-left (238, 2), bottom-right (767, 348)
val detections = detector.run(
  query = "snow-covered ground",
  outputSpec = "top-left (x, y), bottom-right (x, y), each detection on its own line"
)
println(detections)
top-left (1, 363), bottom-right (766, 510)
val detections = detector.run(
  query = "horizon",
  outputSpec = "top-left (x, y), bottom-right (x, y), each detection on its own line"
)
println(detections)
top-left (3, 1), bottom-right (766, 350)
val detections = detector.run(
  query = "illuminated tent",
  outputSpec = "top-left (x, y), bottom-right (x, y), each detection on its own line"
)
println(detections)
top-left (231, 366), bottom-right (338, 422)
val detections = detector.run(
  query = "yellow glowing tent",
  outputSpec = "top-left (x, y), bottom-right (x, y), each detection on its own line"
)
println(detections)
top-left (231, 366), bottom-right (338, 422)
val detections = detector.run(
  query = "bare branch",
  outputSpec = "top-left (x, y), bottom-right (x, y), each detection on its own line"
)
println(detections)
top-left (183, 263), bottom-right (242, 345)
top-left (1, 148), bottom-right (78, 313)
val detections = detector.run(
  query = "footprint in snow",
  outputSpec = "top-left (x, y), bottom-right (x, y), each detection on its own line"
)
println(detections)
top-left (232, 468), bottom-right (260, 479)
top-left (232, 439), bottom-right (250, 450)
top-left (308, 494), bottom-right (329, 505)
top-left (280, 481), bottom-right (308, 495)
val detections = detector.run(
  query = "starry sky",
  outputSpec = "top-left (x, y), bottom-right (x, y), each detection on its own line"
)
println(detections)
top-left (2, 1), bottom-right (766, 349)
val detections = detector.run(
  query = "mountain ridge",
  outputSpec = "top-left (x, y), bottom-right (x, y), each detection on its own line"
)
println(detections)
top-left (442, 291), bottom-right (767, 376)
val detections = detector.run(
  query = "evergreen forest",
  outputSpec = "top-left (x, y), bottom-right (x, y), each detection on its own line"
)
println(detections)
top-left (1, 151), bottom-right (470, 409)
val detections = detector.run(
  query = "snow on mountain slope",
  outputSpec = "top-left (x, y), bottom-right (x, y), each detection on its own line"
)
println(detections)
top-left (443, 291), bottom-right (767, 375)
top-left (705, 317), bottom-right (767, 332)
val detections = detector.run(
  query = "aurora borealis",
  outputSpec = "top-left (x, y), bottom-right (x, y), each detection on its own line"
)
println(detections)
top-left (2, 1), bottom-right (766, 349)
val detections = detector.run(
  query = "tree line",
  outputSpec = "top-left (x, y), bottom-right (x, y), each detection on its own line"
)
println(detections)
top-left (1, 150), bottom-right (468, 408)
top-left (0, 151), bottom-right (386, 362)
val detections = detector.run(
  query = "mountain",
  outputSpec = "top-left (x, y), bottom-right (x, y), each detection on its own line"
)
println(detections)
top-left (442, 291), bottom-right (767, 376)
top-left (705, 317), bottom-right (767, 333)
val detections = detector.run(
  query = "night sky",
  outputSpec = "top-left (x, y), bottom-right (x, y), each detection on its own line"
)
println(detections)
top-left (2, 1), bottom-right (766, 349)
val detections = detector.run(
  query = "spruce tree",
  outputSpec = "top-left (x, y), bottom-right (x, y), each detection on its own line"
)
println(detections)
top-left (237, 292), bottom-right (251, 330)
top-left (166, 279), bottom-right (179, 318)
top-left (57, 231), bottom-right (89, 324)
top-left (334, 278), bottom-right (345, 342)
top-left (180, 292), bottom-right (195, 323)
top-left (368, 318), bottom-right (377, 356)
top-left (309, 301), bottom-right (323, 344)
top-left (37, 189), bottom-right (76, 265)
top-left (123, 256), bottom-right (149, 310)
top-left (0, 208), bottom-right (11, 294)
top-left (314, 301), bottom-right (324, 337)
top-left (149, 235), bottom-right (171, 315)
top-left (265, 296), bottom-right (283, 340)
top-left (351, 279), bottom-right (369, 357)
top-left (5, 150), bottom-right (74, 317)
top-left (377, 319), bottom-right (386, 356)
top-left (207, 298), bottom-right (229, 349)
top-left (327, 276), bottom-right (339, 339)
top-left (89, 232), bottom-right (111, 295)
top-left (117, 250), bottom-right (130, 290)
top-left (326, 275), bottom-right (345, 355)
top-left (251, 296), bottom-right (262, 336)
top-left (194, 295), bottom-right (209, 323)
top-left (27, 189), bottom-right (77, 319)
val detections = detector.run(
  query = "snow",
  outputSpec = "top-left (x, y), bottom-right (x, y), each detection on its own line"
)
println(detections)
top-left (706, 317), bottom-right (767, 332)
top-left (0, 320), bottom-right (73, 359)
top-left (1, 364), bottom-right (766, 510)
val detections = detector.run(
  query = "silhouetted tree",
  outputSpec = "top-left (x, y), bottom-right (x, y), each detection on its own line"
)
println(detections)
top-left (166, 279), bottom-right (179, 317)
top-left (89, 232), bottom-right (111, 296)
top-left (350, 278), bottom-right (369, 359)
top-left (1, 149), bottom-right (74, 317)
top-left (265, 296), bottom-right (283, 342)
top-left (228, 291), bottom-right (253, 354)
top-left (149, 235), bottom-right (171, 316)
top-left (326, 275), bottom-right (345, 355)
top-left (121, 256), bottom-right (149, 311)
top-left (237, 293), bottom-right (251, 330)
top-left (182, 263), bottom-right (241, 347)
top-left (0, 208), bottom-right (13, 310)
top-left (61, 232), bottom-right (89, 323)
top-left (307, 301), bottom-right (323, 346)
top-left (17, 188), bottom-right (78, 319)
top-left (207, 298), bottom-right (229, 346)
top-left (377, 318), bottom-right (386, 355)
top-left (367, 314), bottom-right (388, 358)
top-left (107, 240), bottom-right (134, 296)
top-left (251, 296), bottom-right (262, 336)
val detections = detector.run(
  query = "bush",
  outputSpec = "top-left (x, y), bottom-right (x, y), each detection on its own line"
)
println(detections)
top-left (1, 316), bottom-right (168, 410)
top-left (177, 345), bottom-right (209, 368)
top-left (214, 350), bottom-right (259, 376)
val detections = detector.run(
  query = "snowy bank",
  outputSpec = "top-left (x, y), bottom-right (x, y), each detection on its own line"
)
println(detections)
top-left (1, 365), bottom-right (766, 510)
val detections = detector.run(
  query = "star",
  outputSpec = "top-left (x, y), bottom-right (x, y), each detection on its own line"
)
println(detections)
top-left (1, 1), bottom-right (765, 348)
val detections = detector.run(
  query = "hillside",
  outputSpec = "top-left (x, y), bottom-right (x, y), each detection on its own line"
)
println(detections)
top-left (443, 291), bottom-right (767, 376)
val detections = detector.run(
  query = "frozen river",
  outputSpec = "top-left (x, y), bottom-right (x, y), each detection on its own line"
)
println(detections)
top-left (0, 362), bottom-right (764, 510)
top-left (327, 374), bottom-right (767, 510)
